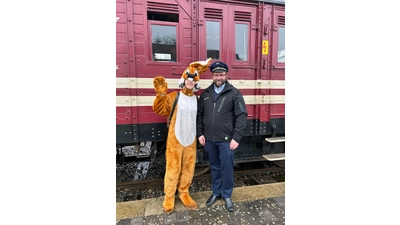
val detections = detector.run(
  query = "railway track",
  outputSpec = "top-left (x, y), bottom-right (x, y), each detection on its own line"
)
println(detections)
top-left (116, 166), bottom-right (284, 190)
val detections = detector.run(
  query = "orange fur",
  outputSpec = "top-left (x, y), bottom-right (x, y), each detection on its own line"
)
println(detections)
top-left (152, 58), bottom-right (212, 214)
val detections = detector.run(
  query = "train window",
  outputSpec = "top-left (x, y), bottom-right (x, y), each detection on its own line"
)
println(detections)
top-left (235, 24), bottom-right (248, 61)
top-left (206, 21), bottom-right (220, 60)
top-left (277, 27), bottom-right (285, 63)
top-left (148, 12), bottom-right (178, 62)
top-left (150, 24), bottom-right (177, 62)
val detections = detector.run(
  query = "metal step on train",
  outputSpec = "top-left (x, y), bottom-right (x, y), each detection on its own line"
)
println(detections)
top-left (263, 136), bottom-right (285, 161)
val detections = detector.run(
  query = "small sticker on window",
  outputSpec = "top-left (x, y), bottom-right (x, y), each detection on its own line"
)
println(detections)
top-left (154, 53), bottom-right (171, 60)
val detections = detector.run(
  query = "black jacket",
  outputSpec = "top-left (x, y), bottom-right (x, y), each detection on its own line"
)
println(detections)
top-left (197, 80), bottom-right (248, 143)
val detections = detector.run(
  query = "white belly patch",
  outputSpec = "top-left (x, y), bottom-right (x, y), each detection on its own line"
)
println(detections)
top-left (175, 94), bottom-right (197, 147)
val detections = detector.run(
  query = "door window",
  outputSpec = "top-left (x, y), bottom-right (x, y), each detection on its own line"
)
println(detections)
top-left (277, 27), bottom-right (285, 63)
top-left (235, 23), bottom-right (248, 61)
top-left (206, 21), bottom-right (220, 60)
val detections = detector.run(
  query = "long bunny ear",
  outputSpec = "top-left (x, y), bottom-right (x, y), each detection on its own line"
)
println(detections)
top-left (189, 58), bottom-right (212, 75)
top-left (179, 58), bottom-right (212, 88)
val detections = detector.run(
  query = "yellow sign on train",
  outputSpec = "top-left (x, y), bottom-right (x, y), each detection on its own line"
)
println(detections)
top-left (262, 40), bottom-right (268, 54)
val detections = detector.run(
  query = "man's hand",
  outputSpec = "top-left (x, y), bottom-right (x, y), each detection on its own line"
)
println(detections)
top-left (229, 139), bottom-right (239, 150)
top-left (198, 135), bottom-right (206, 146)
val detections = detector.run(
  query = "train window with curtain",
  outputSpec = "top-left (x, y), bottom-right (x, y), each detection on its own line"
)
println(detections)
top-left (277, 27), bottom-right (285, 62)
top-left (235, 23), bottom-right (248, 61)
top-left (148, 12), bottom-right (178, 62)
top-left (206, 21), bottom-right (220, 60)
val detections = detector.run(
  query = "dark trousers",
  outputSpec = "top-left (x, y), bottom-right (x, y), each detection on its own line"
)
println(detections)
top-left (205, 140), bottom-right (234, 198)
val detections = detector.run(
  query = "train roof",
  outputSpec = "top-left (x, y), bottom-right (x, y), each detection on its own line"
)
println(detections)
top-left (251, 0), bottom-right (285, 5)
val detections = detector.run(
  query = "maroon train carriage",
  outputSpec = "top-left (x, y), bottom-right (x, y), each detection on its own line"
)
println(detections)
top-left (116, 0), bottom-right (285, 165)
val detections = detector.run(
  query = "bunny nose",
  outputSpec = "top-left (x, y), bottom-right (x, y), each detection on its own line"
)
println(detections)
top-left (186, 71), bottom-right (197, 79)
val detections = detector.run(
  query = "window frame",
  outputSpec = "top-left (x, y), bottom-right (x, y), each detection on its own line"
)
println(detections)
top-left (147, 20), bottom-right (180, 64)
top-left (205, 20), bottom-right (222, 61)
top-left (271, 10), bottom-right (285, 69)
top-left (233, 21), bottom-right (251, 64)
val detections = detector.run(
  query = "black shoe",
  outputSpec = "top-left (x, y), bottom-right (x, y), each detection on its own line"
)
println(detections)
top-left (224, 198), bottom-right (234, 212)
top-left (206, 195), bottom-right (221, 206)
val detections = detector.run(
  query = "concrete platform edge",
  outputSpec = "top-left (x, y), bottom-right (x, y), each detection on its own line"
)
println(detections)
top-left (116, 182), bottom-right (285, 220)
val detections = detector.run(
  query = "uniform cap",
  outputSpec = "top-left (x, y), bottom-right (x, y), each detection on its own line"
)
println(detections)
top-left (210, 61), bottom-right (228, 73)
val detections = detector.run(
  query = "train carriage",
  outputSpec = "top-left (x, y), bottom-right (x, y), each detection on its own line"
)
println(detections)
top-left (116, 0), bottom-right (285, 164)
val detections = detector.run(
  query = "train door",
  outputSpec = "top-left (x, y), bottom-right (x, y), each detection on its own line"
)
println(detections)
top-left (254, 4), bottom-right (285, 136)
top-left (197, 1), bottom-right (258, 136)
top-left (269, 5), bottom-right (285, 135)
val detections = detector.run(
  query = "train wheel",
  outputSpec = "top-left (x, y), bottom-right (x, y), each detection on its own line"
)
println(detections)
top-left (194, 165), bottom-right (210, 177)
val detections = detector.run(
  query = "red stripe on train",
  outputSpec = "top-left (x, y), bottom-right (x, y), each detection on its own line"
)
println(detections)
top-left (116, 104), bottom-right (284, 125)
top-left (116, 88), bottom-right (285, 96)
